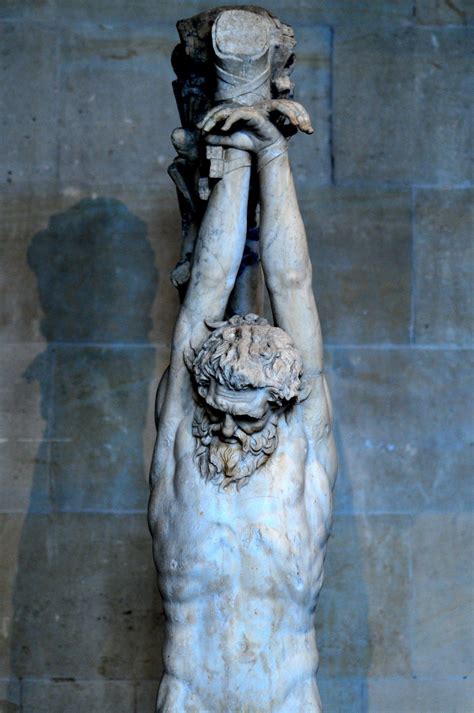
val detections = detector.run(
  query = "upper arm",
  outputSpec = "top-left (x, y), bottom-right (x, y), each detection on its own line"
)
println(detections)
top-left (302, 374), bottom-right (338, 490)
top-left (150, 353), bottom-right (193, 488)
top-left (159, 161), bottom-right (252, 422)
top-left (258, 156), bottom-right (323, 375)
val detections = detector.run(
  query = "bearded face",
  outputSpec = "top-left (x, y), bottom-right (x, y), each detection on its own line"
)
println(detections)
top-left (192, 380), bottom-right (281, 490)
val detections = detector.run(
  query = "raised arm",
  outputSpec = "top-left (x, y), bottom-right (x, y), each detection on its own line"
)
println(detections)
top-left (173, 150), bottom-right (251, 358)
top-left (202, 101), bottom-right (323, 377)
top-left (258, 129), bottom-right (323, 377)
top-left (256, 107), bottom-right (337, 489)
top-left (151, 149), bottom-right (251, 485)
top-left (200, 103), bottom-right (336, 485)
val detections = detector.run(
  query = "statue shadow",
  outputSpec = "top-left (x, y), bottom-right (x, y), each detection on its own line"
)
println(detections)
top-left (7, 196), bottom-right (370, 710)
top-left (8, 198), bottom-right (163, 702)
top-left (316, 358), bottom-right (370, 712)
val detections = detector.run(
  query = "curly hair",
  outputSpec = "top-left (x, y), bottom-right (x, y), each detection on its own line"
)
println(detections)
top-left (189, 314), bottom-right (305, 406)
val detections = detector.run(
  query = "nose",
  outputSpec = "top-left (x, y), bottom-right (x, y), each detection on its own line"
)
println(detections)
top-left (221, 414), bottom-right (236, 438)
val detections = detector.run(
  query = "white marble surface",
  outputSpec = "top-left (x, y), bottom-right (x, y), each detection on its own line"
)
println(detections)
top-left (149, 8), bottom-right (337, 711)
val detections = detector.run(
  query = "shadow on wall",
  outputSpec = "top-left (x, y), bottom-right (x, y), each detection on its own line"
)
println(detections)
top-left (7, 198), bottom-right (370, 711)
top-left (316, 367), bottom-right (370, 711)
top-left (9, 199), bottom-right (163, 699)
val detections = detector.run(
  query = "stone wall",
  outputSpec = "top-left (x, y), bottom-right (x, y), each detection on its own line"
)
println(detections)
top-left (0, 1), bottom-right (472, 711)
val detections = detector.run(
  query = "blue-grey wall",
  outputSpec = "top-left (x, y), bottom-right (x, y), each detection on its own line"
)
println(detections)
top-left (0, 1), bottom-right (472, 711)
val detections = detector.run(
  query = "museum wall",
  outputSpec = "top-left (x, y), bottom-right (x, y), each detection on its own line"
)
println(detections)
top-left (0, 1), bottom-right (472, 711)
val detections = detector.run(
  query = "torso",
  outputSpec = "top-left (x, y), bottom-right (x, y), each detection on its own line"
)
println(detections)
top-left (149, 404), bottom-right (333, 712)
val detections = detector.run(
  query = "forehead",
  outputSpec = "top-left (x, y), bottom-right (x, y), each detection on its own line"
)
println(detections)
top-left (205, 381), bottom-right (271, 417)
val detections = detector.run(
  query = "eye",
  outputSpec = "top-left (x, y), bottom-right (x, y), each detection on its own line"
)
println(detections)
top-left (237, 415), bottom-right (260, 423)
top-left (234, 414), bottom-right (266, 430)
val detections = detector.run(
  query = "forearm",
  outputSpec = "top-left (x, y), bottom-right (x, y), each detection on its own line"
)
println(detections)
top-left (259, 150), bottom-right (323, 374)
top-left (152, 157), bottom-right (250, 482)
top-left (173, 155), bottom-right (250, 355)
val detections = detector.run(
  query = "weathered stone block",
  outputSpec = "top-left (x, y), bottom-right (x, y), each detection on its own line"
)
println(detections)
top-left (227, 1), bottom-right (414, 27)
top-left (122, 191), bottom-right (181, 348)
top-left (135, 680), bottom-right (159, 712)
top-left (366, 676), bottom-right (474, 711)
top-left (49, 1), bottom-right (414, 26)
top-left (302, 189), bottom-right (412, 344)
top-left (289, 26), bottom-right (332, 191)
top-left (0, 23), bottom-right (58, 186)
top-left (89, 188), bottom-right (179, 347)
top-left (412, 513), bottom-right (474, 676)
top-left (317, 515), bottom-right (411, 677)
top-left (0, 439), bottom-right (50, 515)
top-left (0, 208), bottom-right (41, 343)
top-left (0, 678), bottom-right (20, 713)
top-left (334, 27), bottom-right (472, 185)
top-left (52, 1), bottom-right (208, 24)
top-left (26, 195), bottom-right (160, 344)
top-left (50, 345), bottom-right (168, 511)
top-left (318, 676), bottom-right (363, 712)
top-left (0, 345), bottom-right (48, 441)
top-left (416, 0), bottom-right (473, 25)
top-left (59, 26), bottom-right (178, 187)
top-left (22, 680), bottom-right (134, 713)
top-left (414, 188), bottom-right (473, 345)
top-left (0, 515), bottom-right (24, 677)
top-left (0, 190), bottom-right (67, 344)
top-left (0, 183), bottom-right (181, 346)
top-left (328, 348), bottom-right (474, 513)
top-left (8, 513), bottom-right (162, 679)
top-left (0, 345), bottom-right (51, 513)
top-left (0, 1), bottom-right (54, 20)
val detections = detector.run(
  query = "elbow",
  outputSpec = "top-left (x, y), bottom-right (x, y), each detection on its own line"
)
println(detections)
top-left (189, 250), bottom-right (233, 294)
top-left (267, 263), bottom-right (313, 294)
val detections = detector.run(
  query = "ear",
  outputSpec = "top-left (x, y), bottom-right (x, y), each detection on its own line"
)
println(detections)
top-left (297, 378), bottom-right (312, 403)
top-left (198, 386), bottom-right (208, 399)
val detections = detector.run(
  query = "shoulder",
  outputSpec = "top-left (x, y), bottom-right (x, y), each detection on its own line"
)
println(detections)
top-left (296, 373), bottom-right (338, 490)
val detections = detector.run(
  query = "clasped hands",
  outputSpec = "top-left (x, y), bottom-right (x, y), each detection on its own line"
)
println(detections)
top-left (197, 99), bottom-right (314, 164)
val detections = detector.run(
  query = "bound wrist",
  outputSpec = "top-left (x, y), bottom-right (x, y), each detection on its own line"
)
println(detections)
top-left (257, 136), bottom-right (288, 172)
top-left (206, 145), bottom-right (252, 179)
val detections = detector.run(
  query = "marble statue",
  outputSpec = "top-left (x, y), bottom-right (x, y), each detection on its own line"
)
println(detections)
top-left (149, 7), bottom-right (337, 711)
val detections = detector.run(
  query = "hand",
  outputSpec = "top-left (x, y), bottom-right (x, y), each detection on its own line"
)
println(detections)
top-left (197, 100), bottom-right (313, 154)
top-left (261, 99), bottom-right (314, 137)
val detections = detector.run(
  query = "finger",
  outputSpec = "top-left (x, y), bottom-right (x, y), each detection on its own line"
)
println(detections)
top-left (196, 103), bottom-right (232, 129)
top-left (196, 105), bottom-right (221, 130)
top-left (201, 109), bottom-right (234, 134)
top-left (204, 134), bottom-right (237, 147)
top-left (221, 108), bottom-right (260, 132)
top-left (290, 101), bottom-right (313, 133)
top-left (272, 98), bottom-right (308, 121)
top-left (285, 101), bottom-right (314, 134)
top-left (279, 106), bottom-right (300, 126)
top-left (268, 100), bottom-right (300, 127)
top-left (272, 100), bottom-right (314, 134)
top-left (199, 106), bottom-right (235, 133)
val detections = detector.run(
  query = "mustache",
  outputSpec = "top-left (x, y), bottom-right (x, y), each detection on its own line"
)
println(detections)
top-left (192, 406), bottom-right (279, 489)
top-left (195, 415), bottom-right (277, 454)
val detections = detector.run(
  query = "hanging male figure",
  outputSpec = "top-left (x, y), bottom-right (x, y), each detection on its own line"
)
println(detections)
top-left (149, 93), bottom-right (337, 712)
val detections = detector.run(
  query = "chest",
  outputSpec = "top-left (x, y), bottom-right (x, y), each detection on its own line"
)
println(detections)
top-left (154, 417), bottom-right (322, 600)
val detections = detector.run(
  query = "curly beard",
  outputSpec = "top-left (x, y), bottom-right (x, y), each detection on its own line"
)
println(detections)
top-left (192, 406), bottom-right (279, 491)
